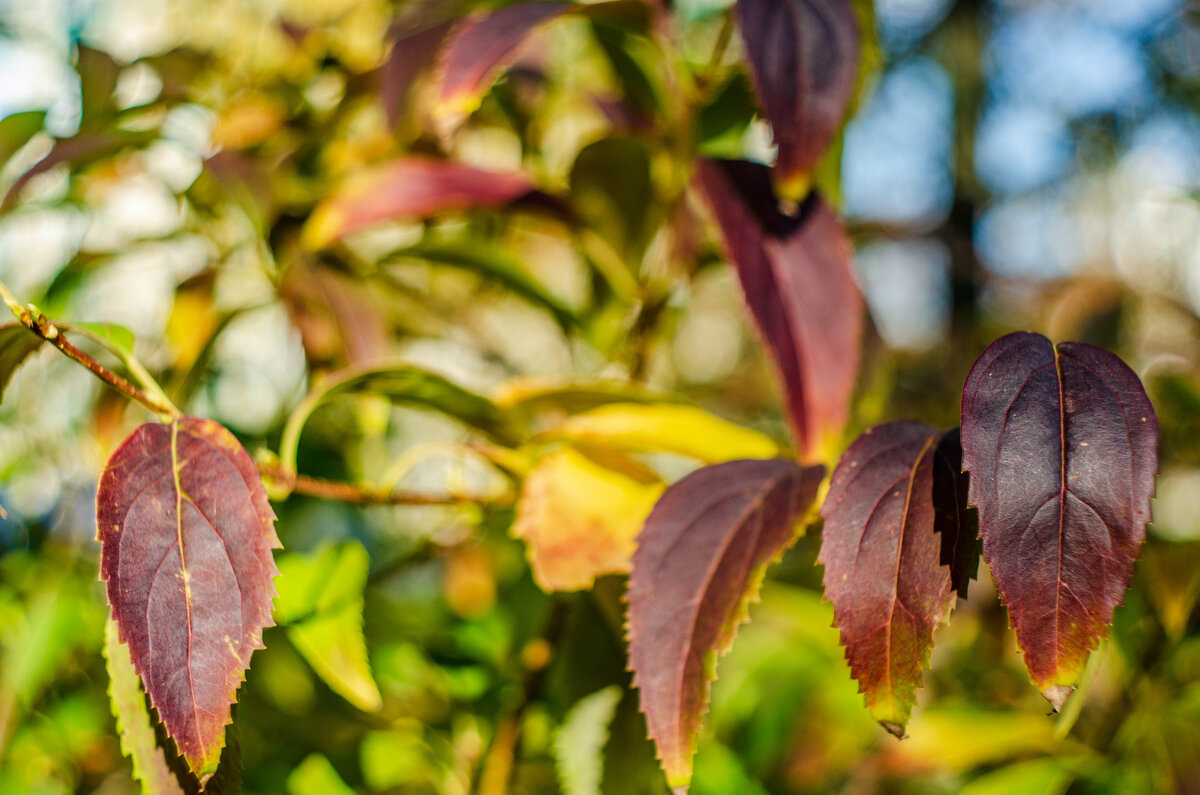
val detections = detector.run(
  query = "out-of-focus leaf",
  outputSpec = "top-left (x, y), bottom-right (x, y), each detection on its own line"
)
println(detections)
top-left (97, 417), bottom-right (281, 783)
top-left (553, 685), bottom-right (623, 795)
top-left (66, 322), bottom-right (137, 358)
top-left (543, 403), bottom-right (779, 463)
top-left (0, 110), bottom-right (46, 168)
top-left (77, 46), bottom-right (120, 131)
top-left (0, 324), bottom-right (43, 402)
top-left (694, 159), bottom-right (862, 461)
top-left (275, 542), bottom-right (383, 712)
top-left (287, 754), bottom-right (357, 795)
top-left (380, 20), bottom-right (455, 127)
top-left (628, 458), bottom-right (824, 791)
top-left (302, 157), bottom-right (541, 249)
top-left (958, 758), bottom-right (1072, 795)
top-left (2, 130), bottom-right (156, 211)
top-left (390, 240), bottom-right (581, 328)
top-left (735, 0), bottom-right (859, 198)
top-left (103, 618), bottom-right (184, 795)
top-left (569, 137), bottom-right (658, 264)
top-left (819, 421), bottom-right (973, 735)
top-left (696, 71), bottom-right (757, 159)
top-left (590, 21), bottom-right (663, 120)
top-left (1142, 541), bottom-right (1200, 641)
top-left (279, 363), bottom-right (511, 476)
top-left (493, 376), bottom-right (679, 417)
top-left (961, 332), bottom-right (1158, 710)
top-left (435, 2), bottom-right (573, 126)
top-left (883, 706), bottom-right (1066, 773)
top-left (513, 447), bottom-right (663, 591)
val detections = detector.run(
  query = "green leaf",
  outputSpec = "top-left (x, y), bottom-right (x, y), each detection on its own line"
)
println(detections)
top-left (68, 322), bottom-right (136, 358)
top-left (0, 324), bottom-right (43, 402)
top-left (287, 754), bottom-right (356, 795)
top-left (275, 542), bottom-right (383, 712)
top-left (958, 759), bottom-right (1072, 795)
top-left (554, 686), bottom-right (623, 795)
top-left (0, 110), bottom-right (46, 168)
top-left (569, 137), bottom-right (659, 265)
top-left (543, 403), bottom-right (779, 463)
top-left (103, 618), bottom-right (184, 795)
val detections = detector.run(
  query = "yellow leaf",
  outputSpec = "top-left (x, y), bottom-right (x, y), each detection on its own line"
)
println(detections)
top-left (544, 404), bottom-right (779, 463)
top-left (514, 448), bottom-right (664, 592)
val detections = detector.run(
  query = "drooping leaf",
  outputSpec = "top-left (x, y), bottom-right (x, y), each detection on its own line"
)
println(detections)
top-left (543, 403), bottom-right (779, 463)
top-left (568, 137), bottom-right (659, 264)
top-left (97, 417), bottom-right (281, 783)
top-left (735, 0), bottom-right (860, 197)
top-left (932, 429), bottom-right (981, 598)
top-left (819, 421), bottom-right (973, 735)
top-left (302, 157), bottom-right (541, 249)
top-left (627, 458), bottom-right (824, 791)
top-left (435, 2), bottom-right (573, 125)
top-left (275, 542), bottom-right (382, 712)
top-left (554, 685), bottom-right (623, 795)
top-left (103, 618), bottom-right (184, 795)
top-left (513, 447), bottom-right (663, 592)
top-left (0, 110), bottom-right (46, 168)
top-left (694, 159), bottom-right (863, 460)
top-left (0, 324), bottom-right (44, 402)
top-left (380, 19), bottom-right (454, 128)
top-left (960, 331), bottom-right (1158, 710)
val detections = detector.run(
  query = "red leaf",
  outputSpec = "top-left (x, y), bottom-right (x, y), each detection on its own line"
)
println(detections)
top-left (694, 158), bottom-right (863, 460)
top-left (380, 19), bottom-right (454, 128)
top-left (628, 458), bottom-right (824, 791)
top-left (436, 2), bottom-right (572, 124)
top-left (960, 332), bottom-right (1158, 710)
top-left (819, 421), bottom-right (973, 735)
top-left (302, 156), bottom-right (539, 249)
top-left (97, 417), bottom-right (281, 782)
top-left (736, 0), bottom-right (859, 195)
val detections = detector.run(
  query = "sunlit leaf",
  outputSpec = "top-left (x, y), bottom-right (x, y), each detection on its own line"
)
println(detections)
top-left (735, 0), bottom-right (859, 197)
top-left (103, 618), bottom-right (184, 795)
top-left (0, 110), bottom-right (46, 168)
top-left (0, 324), bottom-right (43, 402)
top-left (960, 332), bottom-right (1158, 710)
top-left (287, 754), bottom-right (357, 795)
top-left (554, 685), bottom-right (623, 795)
top-left (97, 417), bottom-right (281, 783)
top-left (380, 19), bottom-right (455, 128)
top-left (513, 447), bottom-right (663, 591)
top-left (275, 542), bottom-right (382, 712)
top-left (302, 157), bottom-right (541, 249)
top-left (958, 758), bottom-right (1072, 795)
top-left (819, 421), bottom-right (974, 735)
top-left (884, 706), bottom-right (1066, 772)
top-left (628, 458), bottom-right (824, 791)
top-left (543, 403), bottom-right (779, 463)
top-left (694, 159), bottom-right (863, 460)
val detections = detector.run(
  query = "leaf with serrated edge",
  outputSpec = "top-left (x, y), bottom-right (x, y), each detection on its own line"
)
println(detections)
top-left (275, 542), bottom-right (382, 712)
top-left (553, 685), bottom-right (623, 795)
top-left (694, 159), bottom-right (863, 460)
top-left (960, 332), bottom-right (1158, 710)
top-left (736, 0), bottom-right (859, 197)
top-left (819, 421), bottom-right (971, 735)
top-left (97, 416), bottom-right (281, 783)
top-left (544, 403), bottom-right (779, 463)
top-left (103, 618), bottom-right (185, 795)
top-left (628, 458), bottom-right (824, 792)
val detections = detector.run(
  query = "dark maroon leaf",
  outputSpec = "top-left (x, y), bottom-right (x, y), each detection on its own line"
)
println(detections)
top-left (960, 332), bottom-right (1158, 710)
top-left (628, 458), bottom-right (824, 791)
top-left (694, 158), bottom-right (863, 460)
top-left (736, 0), bottom-right (859, 195)
top-left (819, 421), bottom-right (969, 735)
top-left (97, 417), bottom-right (280, 782)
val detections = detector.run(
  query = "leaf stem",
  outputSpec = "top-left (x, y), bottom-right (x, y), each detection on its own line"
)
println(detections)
top-left (0, 279), bottom-right (181, 421)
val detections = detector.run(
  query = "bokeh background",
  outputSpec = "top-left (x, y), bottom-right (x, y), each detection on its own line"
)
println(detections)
top-left (1, 0), bottom-right (1199, 792)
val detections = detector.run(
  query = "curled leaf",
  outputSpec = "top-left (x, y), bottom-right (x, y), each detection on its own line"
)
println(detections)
top-left (819, 421), bottom-right (974, 735)
top-left (735, 0), bottom-right (860, 196)
top-left (628, 458), bottom-right (824, 791)
top-left (694, 159), bottom-right (863, 460)
top-left (97, 417), bottom-right (281, 782)
top-left (960, 332), bottom-right (1158, 709)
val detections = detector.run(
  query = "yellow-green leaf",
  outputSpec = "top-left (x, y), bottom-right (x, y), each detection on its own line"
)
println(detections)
top-left (275, 542), bottom-right (383, 713)
top-left (554, 686), bottom-right (623, 795)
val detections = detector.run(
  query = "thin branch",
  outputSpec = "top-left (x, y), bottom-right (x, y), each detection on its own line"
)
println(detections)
top-left (255, 462), bottom-right (512, 507)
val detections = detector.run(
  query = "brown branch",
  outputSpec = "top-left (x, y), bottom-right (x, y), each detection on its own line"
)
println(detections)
top-left (255, 462), bottom-right (512, 507)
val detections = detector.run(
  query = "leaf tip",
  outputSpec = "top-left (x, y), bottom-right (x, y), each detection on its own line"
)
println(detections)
top-left (670, 786), bottom-right (690, 795)
top-left (1042, 684), bottom-right (1075, 713)
top-left (879, 720), bottom-right (908, 739)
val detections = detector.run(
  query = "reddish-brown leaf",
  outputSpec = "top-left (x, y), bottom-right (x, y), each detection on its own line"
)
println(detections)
top-left (380, 19), bottom-right (454, 128)
top-left (97, 417), bottom-right (280, 782)
top-left (960, 332), bottom-right (1158, 710)
top-left (694, 158), bottom-right (863, 460)
top-left (819, 421), bottom-right (974, 735)
top-left (628, 458), bottom-right (824, 791)
top-left (736, 0), bottom-right (859, 196)
top-left (302, 156), bottom-right (540, 249)
top-left (436, 2), bottom-right (572, 124)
